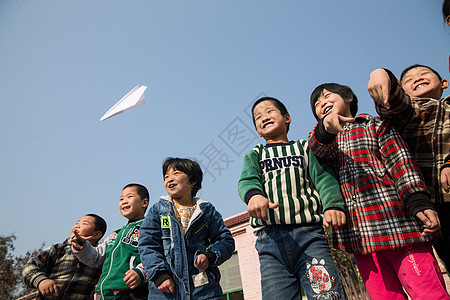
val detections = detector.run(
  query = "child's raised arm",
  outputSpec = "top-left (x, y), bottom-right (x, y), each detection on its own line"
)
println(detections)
top-left (368, 68), bottom-right (392, 109)
top-left (72, 233), bottom-right (108, 268)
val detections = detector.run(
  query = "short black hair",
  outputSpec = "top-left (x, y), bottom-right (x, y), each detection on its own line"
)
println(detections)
top-left (123, 183), bottom-right (150, 201)
top-left (251, 96), bottom-right (290, 133)
top-left (310, 83), bottom-right (358, 121)
top-left (443, 0), bottom-right (450, 21)
top-left (400, 64), bottom-right (442, 83)
top-left (163, 157), bottom-right (203, 197)
top-left (85, 213), bottom-right (107, 237)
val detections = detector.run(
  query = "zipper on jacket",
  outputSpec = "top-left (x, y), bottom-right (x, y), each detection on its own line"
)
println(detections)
top-left (100, 223), bottom-right (130, 299)
top-left (194, 222), bottom-right (208, 235)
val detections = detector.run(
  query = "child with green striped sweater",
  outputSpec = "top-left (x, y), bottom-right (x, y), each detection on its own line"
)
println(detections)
top-left (238, 96), bottom-right (348, 300)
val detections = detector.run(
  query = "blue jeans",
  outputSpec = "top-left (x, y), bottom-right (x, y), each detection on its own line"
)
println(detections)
top-left (255, 224), bottom-right (347, 300)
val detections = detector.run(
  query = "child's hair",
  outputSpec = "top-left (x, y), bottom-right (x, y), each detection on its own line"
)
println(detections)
top-left (310, 83), bottom-right (358, 121)
top-left (162, 157), bottom-right (203, 197)
top-left (251, 96), bottom-right (290, 133)
top-left (85, 213), bottom-right (107, 237)
top-left (443, 0), bottom-right (450, 23)
top-left (400, 64), bottom-right (443, 83)
top-left (123, 183), bottom-right (150, 201)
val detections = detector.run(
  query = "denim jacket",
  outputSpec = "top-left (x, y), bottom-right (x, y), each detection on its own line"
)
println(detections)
top-left (138, 196), bottom-right (235, 300)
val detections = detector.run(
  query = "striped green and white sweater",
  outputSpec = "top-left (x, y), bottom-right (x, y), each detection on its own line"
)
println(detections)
top-left (238, 140), bottom-right (344, 228)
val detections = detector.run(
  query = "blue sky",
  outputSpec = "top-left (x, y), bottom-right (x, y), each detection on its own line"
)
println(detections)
top-left (1, 1), bottom-right (448, 256)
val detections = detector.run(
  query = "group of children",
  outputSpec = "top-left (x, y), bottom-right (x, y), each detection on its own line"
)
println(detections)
top-left (23, 160), bottom-right (235, 300)
top-left (237, 63), bottom-right (450, 300)
top-left (22, 63), bottom-right (450, 300)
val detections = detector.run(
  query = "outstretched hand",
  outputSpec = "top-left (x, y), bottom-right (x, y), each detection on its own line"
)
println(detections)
top-left (247, 194), bottom-right (279, 221)
top-left (416, 209), bottom-right (441, 237)
top-left (70, 230), bottom-right (94, 249)
top-left (322, 113), bottom-right (355, 135)
top-left (368, 68), bottom-right (391, 109)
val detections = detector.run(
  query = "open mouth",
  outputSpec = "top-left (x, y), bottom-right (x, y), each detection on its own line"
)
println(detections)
top-left (122, 205), bottom-right (130, 211)
top-left (324, 106), bottom-right (332, 114)
top-left (262, 121), bottom-right (274, 129)
top-left (168, 183), bottom-right (177, 189)
top-left (414, 82), bottom-right (429, 91)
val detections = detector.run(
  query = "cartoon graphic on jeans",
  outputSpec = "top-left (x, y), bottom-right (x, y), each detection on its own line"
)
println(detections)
top-left (306, 258), bottom-right (341, 300)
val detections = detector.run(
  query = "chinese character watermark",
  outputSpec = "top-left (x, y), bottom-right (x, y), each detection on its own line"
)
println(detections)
top-left (195, 92), bottom-right (266, 182)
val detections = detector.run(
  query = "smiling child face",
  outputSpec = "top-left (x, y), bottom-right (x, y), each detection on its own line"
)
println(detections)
top-left (119, 186), bottom-right (148, 221)
top-left (164, 166), bottom-right (196, 205)
top-left (314, 89), bottom-right (353, 119)
top-left (401, 66), bottom-right (448, 100)
top-left (252, 100), bottom-right (291, 143)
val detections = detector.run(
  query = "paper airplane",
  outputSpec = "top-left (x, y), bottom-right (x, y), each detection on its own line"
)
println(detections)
top-left (100, 85), bottom-right (148, 121)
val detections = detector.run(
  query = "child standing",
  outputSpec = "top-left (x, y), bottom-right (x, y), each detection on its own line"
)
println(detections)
top-left (309, 83), bottom-right (448, 299)
top-left (138, 157), bottom-right (235, 300)
top-left (368, 66), bottom-right (450, 271)
top-left (23, 213), bottom-right (107, 299)
top-left (72, 183), bottom-right (149, 300)
top-left (238, 97), bottom-right (348, 299)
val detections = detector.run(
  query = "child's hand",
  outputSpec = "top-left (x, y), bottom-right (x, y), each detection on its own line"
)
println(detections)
top-left (248, 194), bottom-right (279, 221)
top-left (70, 230), bottom-right (94, 250)
top-left (416, 209), bottom-right (441, 237)
top-left (323, 209), bottom-right (346, 228)
top-left (440, 167), bottom-right (450, 192)
top-left (196, 253), bottom-right (209, 271)
top-left (123, 269), bottom-right (141, 289)
top-left (158, 278), bottom-right (175, 294)
top-left (323, 113), bottom-right (355, 135)
top-left (38, 279), bottom-right (59, 296)
top-left (368, 68), bottom-right (391, 109)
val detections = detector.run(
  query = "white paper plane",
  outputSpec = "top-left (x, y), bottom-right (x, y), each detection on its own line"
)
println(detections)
top-left (100, 85), bottom-right (148, 121)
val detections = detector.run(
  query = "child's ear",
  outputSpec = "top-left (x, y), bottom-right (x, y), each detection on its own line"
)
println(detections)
top-left (92, 230), bottom-right (102, 241)
top-left (285, 114), bottom-right (292, 124)
top-left (446, 15), bottom-right (450, 26)
top-left (441, 79), bottom-right (449, 90)
top-left (142, 198), bottom-right (149, 208)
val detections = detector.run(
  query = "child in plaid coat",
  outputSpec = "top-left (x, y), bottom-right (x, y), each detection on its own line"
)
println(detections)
top-left (308, 82), bottom-right (449, 300)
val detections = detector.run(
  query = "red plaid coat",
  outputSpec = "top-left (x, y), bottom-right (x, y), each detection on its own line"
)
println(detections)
top-left (309, 114), bottom-right (433, 254)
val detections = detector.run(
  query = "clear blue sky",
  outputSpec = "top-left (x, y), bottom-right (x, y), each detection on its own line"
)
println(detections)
top-left (1, 1), bottom-right (448, 256)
